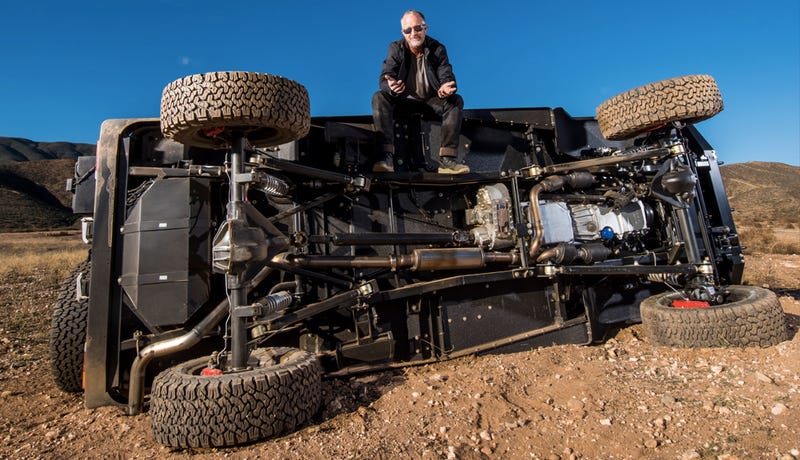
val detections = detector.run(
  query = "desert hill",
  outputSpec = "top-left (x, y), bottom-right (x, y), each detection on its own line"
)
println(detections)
top-left (0, 159), bottom-right (76, 231)
top-left (720, 161), bottom-right (800, 225)
top-left (0, 137), bottom-right (95, 163)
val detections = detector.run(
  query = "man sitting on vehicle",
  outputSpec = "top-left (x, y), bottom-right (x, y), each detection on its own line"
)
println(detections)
top-left (371, 9), bottom-right (469, 174)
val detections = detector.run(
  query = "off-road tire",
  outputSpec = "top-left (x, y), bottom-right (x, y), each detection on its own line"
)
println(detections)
top-left (49, 259), bottom-right (90, 392)
top-left (596, 75), bottom-right (723, 140)
top-left (150, 347), bottom-right (323, 448)
top-left (160, 71), bottom-right (310, 149)
top-left (640, 285), bottom-right (788, 348)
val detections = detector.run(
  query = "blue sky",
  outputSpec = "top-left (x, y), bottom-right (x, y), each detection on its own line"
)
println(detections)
top-left (1, 1), bottom-right (798, 166)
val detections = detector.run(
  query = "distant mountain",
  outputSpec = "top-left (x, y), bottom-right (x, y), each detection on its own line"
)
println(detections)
top-left (0, 137), bottom-right (95, 163)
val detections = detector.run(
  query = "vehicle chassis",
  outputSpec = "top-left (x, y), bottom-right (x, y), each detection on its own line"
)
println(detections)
top-left (79, 102), bottom-right (743, 417)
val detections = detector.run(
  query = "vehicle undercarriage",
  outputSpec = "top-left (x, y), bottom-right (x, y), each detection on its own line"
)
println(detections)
top-left (49, 72), bottom-right (787, 448)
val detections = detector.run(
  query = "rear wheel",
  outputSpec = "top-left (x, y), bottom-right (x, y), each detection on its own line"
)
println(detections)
top-left (640, 285), bottom-right (788, 347)
top-left (160, 71), bottom-right (310, 149)
top-left (596, 74), bottom-right (723, 140)
top-left (150, 347), bottom-right (323, 448)
top-left (49, 259), bottom-right (90, 392)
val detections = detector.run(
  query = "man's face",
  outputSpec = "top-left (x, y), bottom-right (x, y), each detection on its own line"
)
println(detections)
top-left (401, 13), bottom-right (427, 49)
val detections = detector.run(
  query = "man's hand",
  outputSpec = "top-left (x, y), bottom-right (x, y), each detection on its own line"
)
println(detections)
top-left (385, 75), bottom-right (406, 94)
top-left (438, 81), bottom-right (457, 99)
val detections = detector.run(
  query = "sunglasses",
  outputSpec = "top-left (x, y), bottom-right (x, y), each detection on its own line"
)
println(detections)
top-left (402, 24), bottom-right (426, 35)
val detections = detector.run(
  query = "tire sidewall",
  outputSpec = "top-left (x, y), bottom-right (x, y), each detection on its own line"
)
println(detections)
top-left (640, 285), bottom-right (787, 348)
top-left (150, 347), bottom-right (323, 448)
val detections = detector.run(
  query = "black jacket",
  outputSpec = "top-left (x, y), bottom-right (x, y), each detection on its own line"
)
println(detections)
top-left (378, 36), bottom-right (456, 95)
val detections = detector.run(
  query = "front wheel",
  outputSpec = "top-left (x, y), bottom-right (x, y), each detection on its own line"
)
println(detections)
top-left (640, 285), bottom-right (788, 348)
top-left (150, 347), bottom-right (323, 448)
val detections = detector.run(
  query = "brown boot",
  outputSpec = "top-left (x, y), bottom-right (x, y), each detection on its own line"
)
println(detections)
top-left (372, 152), bottom-right (394, 173)
top-left (438, 156), bottom-right (469, 174)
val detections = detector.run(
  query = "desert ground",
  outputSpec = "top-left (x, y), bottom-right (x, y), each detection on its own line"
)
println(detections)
top-left (1, 231), bottom-right (798, 459)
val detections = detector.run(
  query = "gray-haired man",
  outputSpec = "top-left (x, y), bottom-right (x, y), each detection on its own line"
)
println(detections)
top-left (371, 10), bottom-right (469, 174)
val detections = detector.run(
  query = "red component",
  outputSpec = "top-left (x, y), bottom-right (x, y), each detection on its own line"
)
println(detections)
top-left (645, 122), bottom-right (668, 133)
top-left (203, 126), bottom-right (225, 137)
top-left (672, 299), bottom-right (710, 309)
top-left (201, 367), bottom-right (223, 376)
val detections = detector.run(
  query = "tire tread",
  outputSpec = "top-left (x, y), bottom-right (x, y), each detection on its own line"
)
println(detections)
top-left (160, 71), bottom-right (310, 149)
top-left (640, 285), bottom-right (788, 348)
top-left (150, 347), bottom-right (322, 448)
top-left (49, 259), bottom-right (90, 393)
top-left (596, 75), bottom-right (723, 140)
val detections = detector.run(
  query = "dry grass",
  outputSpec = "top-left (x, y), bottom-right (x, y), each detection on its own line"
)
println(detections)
top-left (738, 225), bottom-right (800, 255)
top-left (741, 256), bottom-right (781, 287)
top-left (740, 252), bottom-right (800, 292)
top-left (0, 231), bottom-right (88, 283)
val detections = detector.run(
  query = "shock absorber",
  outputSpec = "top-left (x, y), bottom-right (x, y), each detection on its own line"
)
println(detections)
top-left (675, 206), bottom-right (701, 264)
top-left (660, 158), bottom-right (702, 264)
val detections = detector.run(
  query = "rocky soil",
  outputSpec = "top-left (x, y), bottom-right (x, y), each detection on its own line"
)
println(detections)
top-left (1, 249), bottom-right (799, 460)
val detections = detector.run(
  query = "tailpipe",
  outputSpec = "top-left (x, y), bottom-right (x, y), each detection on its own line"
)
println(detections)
top-left (126, 299), bottom-right (229, 415)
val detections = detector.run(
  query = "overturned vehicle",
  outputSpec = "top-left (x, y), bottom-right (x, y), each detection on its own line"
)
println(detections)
top-left (50, 72), bottom-right (787, 448)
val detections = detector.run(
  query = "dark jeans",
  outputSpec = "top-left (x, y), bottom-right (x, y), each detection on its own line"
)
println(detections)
top-left (371, 91), bottom-right (464, 157)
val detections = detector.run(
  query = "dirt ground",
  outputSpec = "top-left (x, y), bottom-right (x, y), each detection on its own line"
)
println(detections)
top-left (1, 236), bottom-right (798, 459)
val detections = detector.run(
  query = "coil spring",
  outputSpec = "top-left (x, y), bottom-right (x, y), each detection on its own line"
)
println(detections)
top-left (257, 173), bottom-right (289, 196)
top-left (256, 291), bottom-right (293, 315)
top-left (647, 273), bottom-right (683, 285)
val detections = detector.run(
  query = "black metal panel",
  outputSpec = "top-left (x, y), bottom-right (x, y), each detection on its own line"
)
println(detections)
top-left (438, 279), bottom-right (558, 351)
top-left (423, 120), bottom-right (531, 173)
top-left (119, 177), bottom-right (213, 329)
top-left (462, 107), bottom-right (554, 129)
top-left (552, 107), bottom-right (630, 158)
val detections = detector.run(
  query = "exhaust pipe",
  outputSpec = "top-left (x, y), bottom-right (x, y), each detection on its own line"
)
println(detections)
top-left (126, 299), bottom-right (229, 415)
top-left (287, 248), bottom-right (519, 271)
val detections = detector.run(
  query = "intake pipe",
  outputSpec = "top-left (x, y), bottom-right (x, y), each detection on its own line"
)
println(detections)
top-left (126, 298), bottom-right (230, 415)
top-left (528, 172), bottom-right (594, 259)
